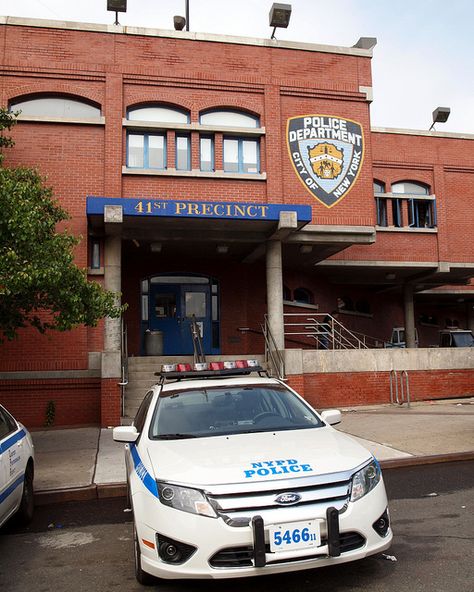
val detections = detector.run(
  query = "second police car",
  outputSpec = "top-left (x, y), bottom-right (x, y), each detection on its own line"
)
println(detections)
top-left (0, 403), bottom-right (35, 529)
top-left (114, 361), bottom-right (392, 585)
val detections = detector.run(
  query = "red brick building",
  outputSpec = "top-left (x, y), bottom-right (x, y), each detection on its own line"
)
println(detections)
top-left (1, 17), bottom-right (473, 427)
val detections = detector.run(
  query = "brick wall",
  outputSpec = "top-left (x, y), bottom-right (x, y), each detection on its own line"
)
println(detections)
top-left (302, 369), bottom-right (474, 409)
top-left (100, 378), bottom-right (122, 428)
top-left (0, 378), bottom-right (101, 427)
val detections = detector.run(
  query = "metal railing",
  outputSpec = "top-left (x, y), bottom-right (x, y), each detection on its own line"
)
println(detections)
top-left (190, 315), bottom-right (206, 364)
top-left (262, 316), bottom-right (285, 380)
top-left (389, 370), bottom-right (410, 407)
top-left (118, 317), bottom-right (129, 417)
top-left (282, 313), bottom-right (369, 350)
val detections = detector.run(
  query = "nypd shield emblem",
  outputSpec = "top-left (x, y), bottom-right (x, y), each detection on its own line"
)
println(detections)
top-left (287, 115), bottom-right (364, 208)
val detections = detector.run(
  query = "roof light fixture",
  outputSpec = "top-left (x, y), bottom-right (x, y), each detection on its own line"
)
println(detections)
top-left (429, 107), bottom-right (450, 131)
top-left (353, 37), bottom-right (377, 50)
top-left (269, 3), bottom-right (292, 39)
top-left (174, 16), bottom-right (186, 30)
top-left (107, 0), bottom-right (127, 25)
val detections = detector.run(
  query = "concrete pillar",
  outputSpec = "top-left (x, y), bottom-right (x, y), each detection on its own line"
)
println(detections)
top-left (266, 239), bottom-right (285, 351)
top-left (403, 284), bottom-right (416, 348)
top-left (104, 234), bottom-right (122, 355)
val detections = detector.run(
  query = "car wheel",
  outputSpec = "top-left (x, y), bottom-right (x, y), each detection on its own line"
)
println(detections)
top-left (17, 462), bottom-right (34, 525)
top-left (133, 522), bottom-right (156, 586)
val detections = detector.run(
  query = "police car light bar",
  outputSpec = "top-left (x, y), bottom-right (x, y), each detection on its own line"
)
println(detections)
top-left (155, 360), bottom-right (265, 380)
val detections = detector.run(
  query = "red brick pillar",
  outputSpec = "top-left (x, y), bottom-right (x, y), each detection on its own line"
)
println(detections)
top-left (101, 378), bottom-right (121, 427)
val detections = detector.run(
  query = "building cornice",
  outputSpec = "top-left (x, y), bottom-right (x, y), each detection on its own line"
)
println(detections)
top-left (372, 126), bottom-right (474, 141)
top-left (0, 16), bottom-right (374, 58)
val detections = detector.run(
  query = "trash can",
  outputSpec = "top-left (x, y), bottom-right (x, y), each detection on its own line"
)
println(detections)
top-left (144, 330), bottom-right (164, 356)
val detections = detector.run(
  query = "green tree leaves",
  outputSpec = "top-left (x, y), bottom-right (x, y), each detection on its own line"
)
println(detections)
top-left (0, 108), bottom-right (122, 340)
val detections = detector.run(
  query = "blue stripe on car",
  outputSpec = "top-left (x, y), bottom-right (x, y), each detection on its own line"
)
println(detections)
top-left (0, 429), bottom-right (26, 454)
top-left (0, 473), bottom-right (24, 504)
top-left (130, 444), bottom-right (158, 498)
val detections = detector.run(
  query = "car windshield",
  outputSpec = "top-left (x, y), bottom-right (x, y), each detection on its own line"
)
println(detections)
top-left (452, 332), bottom-right (474, 347)
top-left (150, 384), bottom-right (324, 439)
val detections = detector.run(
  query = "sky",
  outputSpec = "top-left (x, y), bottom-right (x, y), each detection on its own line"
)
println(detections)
top-left (1, 0), bottom-right (473, 134)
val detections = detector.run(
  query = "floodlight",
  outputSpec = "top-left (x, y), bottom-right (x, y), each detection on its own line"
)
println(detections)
top-left (429, 107), bottom-right (450, 130)
top-left (269, 3), bottom-right (292, 39)
top-left (107, 0), bottom-right (127, 12)
top-left (107, 1), bottom-right (127, 25)
top-left (353, 37), bottom-right (377, 50)
top-left (174, 16), bottom-right (186, 31)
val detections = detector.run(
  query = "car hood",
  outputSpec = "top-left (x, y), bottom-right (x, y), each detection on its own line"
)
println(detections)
top-left (146, 427), bottom-right (372, 487)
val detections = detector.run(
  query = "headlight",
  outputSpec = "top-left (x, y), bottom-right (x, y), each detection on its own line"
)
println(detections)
top-left (350, 459), bottom-right (381, 502)
top-left (156, 482), bottom-right (217, 518)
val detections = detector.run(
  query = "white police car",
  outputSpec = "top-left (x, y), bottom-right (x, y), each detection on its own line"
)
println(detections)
top-left (0, 403), bottom-right (35, 528)
top-left (114, 362), bottom-right (392, 585)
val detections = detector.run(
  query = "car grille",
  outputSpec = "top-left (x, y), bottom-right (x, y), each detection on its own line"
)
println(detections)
top-left (207, 471), bottom-right (352, 519)
top-left (209, 532), bottom-right (366, 568)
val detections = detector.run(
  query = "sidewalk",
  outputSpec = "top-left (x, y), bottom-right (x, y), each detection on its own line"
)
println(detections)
top-left (31, 397), bottom-right (474, 504)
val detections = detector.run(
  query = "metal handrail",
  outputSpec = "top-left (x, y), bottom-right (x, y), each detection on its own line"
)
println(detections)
top-left (190, 315), bottom-right (206, 364)
top-left (263, 315), bottom-right (285, 379)
top-left (118, 317), bottom-right (129, 417)
top-left (283, 313), bottom-right (369, 350)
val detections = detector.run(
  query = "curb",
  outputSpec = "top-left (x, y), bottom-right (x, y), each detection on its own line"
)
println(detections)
top-left (380, 450), bottom-right (474, 470)
top-left (33, 452), bottom-right (474, 505)
top-left (35, 482), bottom-right (127, 506)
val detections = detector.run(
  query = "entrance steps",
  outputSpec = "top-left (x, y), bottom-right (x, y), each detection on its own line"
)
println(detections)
top-left (124, 355), bottom-right (266, 419)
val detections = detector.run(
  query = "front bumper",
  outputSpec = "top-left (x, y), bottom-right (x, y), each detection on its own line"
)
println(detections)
top-left (133, 481), bottom-right (392, 580)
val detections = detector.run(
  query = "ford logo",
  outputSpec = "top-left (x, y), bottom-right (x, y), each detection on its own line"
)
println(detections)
top-left (275, 492), bottom-right (301, 505)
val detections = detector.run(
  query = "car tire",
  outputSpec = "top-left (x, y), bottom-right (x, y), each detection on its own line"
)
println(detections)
top-left (17, 461), bottom-right (34, 525)
top-left (133, 522), bottom-right (156, 586)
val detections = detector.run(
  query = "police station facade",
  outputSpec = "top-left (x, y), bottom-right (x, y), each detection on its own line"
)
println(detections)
top-left (1, 17), bottom-right (473, 427)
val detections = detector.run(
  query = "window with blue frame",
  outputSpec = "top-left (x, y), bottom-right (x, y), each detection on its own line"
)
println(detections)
top-left (374, 180), bottom-right (387, 226)
top-left (392, 181), bottom-right (436, 229)
top-left (200, 109), bottom-right (261, 175)
top-left (200, 136), bottom-right (214, 171)
top-left (392, 199), bottom-right (403, 227)
top-left (175, 134), bottom-right (191, 170)
top-left (127, 133), bottom-right (166, 169)
top-left (223, 137), bottom-right (259, 173)
top-left (126, 105), bottom-right (190, 171)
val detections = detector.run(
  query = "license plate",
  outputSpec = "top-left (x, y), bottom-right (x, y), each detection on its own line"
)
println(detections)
top-left (269, 520), bottom-right (321, 552)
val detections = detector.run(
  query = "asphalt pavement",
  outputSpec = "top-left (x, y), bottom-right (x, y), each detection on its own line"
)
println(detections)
top-left (30, 397), bottom-right (474, 504)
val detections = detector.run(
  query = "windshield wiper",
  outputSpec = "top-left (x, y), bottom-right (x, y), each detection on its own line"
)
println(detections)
top-left (156, 433), bottom-right (198, 440)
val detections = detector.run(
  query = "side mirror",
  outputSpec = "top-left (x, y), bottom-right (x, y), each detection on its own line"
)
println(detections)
top-left (113, 425), bottom-right (139, 443)
top-left (320, 409), bottom-right (342, 426)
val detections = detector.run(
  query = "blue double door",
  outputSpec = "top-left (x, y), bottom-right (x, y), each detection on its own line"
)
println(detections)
top-left (148, 283), bottom-right (213, 355)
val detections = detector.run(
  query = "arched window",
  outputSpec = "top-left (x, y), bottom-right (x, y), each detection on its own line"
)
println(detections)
top-left (392, 181), bottom-right (429, 195)
top-left (10, 95), bottom-right (101, 118)
top-left (200, 110), bottom-right (259, 128)
top-left (126, 104), bottom-right (191, 171)
top-left (293, 288), bottom-right (313, 305)
top-left (373, 180), bottom-right (385, 193)
top-left (127, 105), bottom-right (190, 123)
top-left (392, 181), bottom-right (435, 228)
top-left (199, 109), bottom-right (260, 174)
